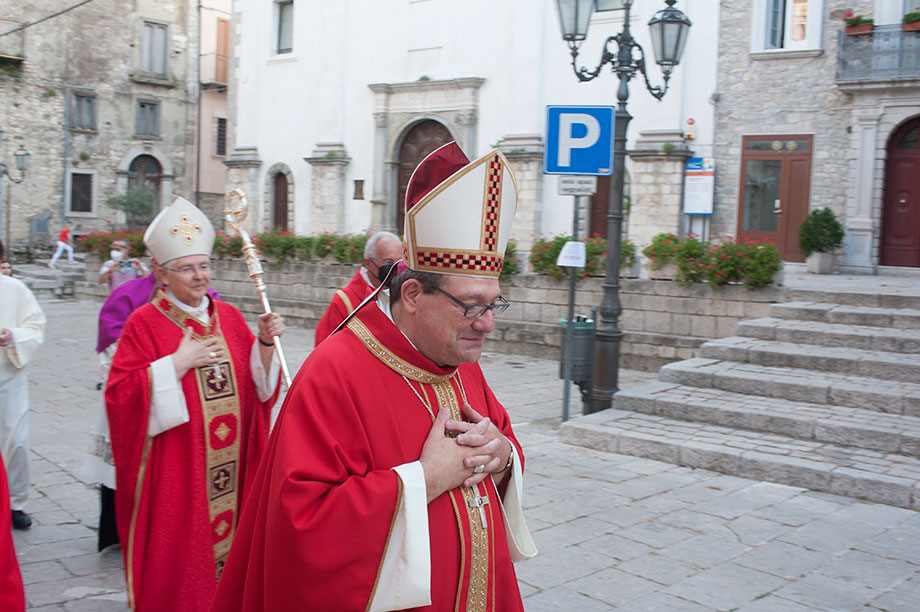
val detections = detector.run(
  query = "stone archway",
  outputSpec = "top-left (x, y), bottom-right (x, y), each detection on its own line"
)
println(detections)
top-left (394, 120), bottom-right (453, 232)
top-left (880, 116), bottom-right (920, 267)
top-left (264, 162), bottom-right (294, 231)
top-left (116, 145), bottom-right (175, 211)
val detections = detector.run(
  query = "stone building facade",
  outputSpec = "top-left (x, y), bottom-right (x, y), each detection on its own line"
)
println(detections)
top-left (0, 0), bottom-right (208, 253)
top-left (714, 0), bottom-right (920, 272)
top-left (226, 0), bottom-right (719, 261)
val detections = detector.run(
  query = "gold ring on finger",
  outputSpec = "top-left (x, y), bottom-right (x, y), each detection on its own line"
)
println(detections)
top-left (209, 351), bottom-right (217, 359)
top-left (473, 465), bottom-right (485, 474)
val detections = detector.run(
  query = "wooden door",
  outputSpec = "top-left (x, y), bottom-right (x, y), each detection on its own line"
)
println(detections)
top-left (881, 119), bottom-right (920, 267)
top-left (396, 120), bottom-right (452, 233)
top-left (216, 18), bottom-right (230, 84)
top-left (737, 135), bottom-right (812, 262)
top-left (273, 173), bottom-right (288, 230)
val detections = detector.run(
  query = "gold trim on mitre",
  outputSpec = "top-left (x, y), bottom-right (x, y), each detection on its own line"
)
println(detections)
top-left (406, 149), bottom-right (517, 279)
top-left (143, 196), bottom-right (216, 264)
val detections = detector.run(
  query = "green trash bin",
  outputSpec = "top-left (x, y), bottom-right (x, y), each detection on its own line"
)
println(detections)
top-left (559, 316), bottom-right (595, 383)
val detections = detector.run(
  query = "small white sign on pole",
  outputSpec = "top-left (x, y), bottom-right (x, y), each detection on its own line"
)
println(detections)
top-left (556, 241), bottom-right (587, 268)
top-left (559, 176), bottom-right (598, 196)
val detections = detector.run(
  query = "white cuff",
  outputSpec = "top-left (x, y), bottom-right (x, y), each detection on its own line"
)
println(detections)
top-left (250, 339), bottom-right (280, 402)
top-left (147, 355), bottom-right (190, 436)
top-left (369, 461), bottom-right (431, 612)
top-left (496, 446), bottom-right (538, 561)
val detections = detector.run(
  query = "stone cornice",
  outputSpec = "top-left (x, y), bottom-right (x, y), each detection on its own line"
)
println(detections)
top-left (368, 77), bottom-right (485, 95)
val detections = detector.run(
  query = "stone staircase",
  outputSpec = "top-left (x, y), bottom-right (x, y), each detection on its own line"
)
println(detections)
top-left (560, 296), bottom-right (920, 510)
top-left (11, 257), bottom-right (86, 298)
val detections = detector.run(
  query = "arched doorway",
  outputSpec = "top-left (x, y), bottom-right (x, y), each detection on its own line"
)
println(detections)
top-left (396, 120), bottom-right (452, 232)
top-left (128, 154), bottom-right (163, 201)
top-left (272, 172), bottom-right (289, 230)
top-left (881, 118), bottom-right (920, 267)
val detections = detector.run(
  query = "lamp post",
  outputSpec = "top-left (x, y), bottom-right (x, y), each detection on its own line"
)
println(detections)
top-left (554, 0), bottom-right (691, 413)
top-left (0, 128), bottom-right (31, 249)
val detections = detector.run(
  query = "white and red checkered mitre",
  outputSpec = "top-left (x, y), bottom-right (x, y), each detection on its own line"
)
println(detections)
top-left (404, 142), bottom-right (517, 279)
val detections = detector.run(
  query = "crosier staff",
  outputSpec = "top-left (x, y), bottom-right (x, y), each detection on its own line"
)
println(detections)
top-left (224, 188), bottom-right (293, 388)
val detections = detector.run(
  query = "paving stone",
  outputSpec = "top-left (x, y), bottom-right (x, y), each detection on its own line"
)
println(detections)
top-left (514, 547), bottom-right (613, 590)
top-left (778, 517), bottom-right (887, 555)
top-left (659, 534), bottom-right (750, 570)
top-left (618, 522), bottom-right (697, 549)
top-left (865, 576), bottom-right (920, 611)
top-left (734, 540), bottom-right (835, 580)
top-left (618, 552), bottom-right (698, 586)
top-left (726, 515), bottom-right (792, 546)
top-left (770, 572), bottom-right (878, 612)
top-left (734, 593), bottom-right (824, 612)
top-left (521, 587), bottom-right (614, 612)
top-left (565, 567), bottom-right (662, 607)
top-left (622, 591), bottom-right (716, 611)
top-left (575, 533), bottom-right (654, 562)
top-left (664, 562), bottom-right (788, 610)
top-left (817, 550), bottom-right (917, 591)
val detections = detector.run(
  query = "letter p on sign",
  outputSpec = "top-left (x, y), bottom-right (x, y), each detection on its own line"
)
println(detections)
top-left (557, 114), bottom-right (600, 167)
top-left (544, 106), bottom-right (614, 176)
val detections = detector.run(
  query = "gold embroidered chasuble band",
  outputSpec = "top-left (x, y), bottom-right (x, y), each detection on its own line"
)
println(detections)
top-left (347, 317), bottom-right (495, 612)
top-left (153, 289), bottom-right (243, 578)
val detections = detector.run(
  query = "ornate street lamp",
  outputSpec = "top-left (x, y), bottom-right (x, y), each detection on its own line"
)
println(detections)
top-left (0, 129), bottom-right (30, 247)
top-left (555, 0), bottom-right (691, 413)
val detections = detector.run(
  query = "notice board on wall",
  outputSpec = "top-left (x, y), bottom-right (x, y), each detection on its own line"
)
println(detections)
top-left (683, 157), bottom-right (714, 215)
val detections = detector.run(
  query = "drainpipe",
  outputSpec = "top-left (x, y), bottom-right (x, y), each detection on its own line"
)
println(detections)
top-left (62, 86), bottom-right (71, 223)
top-left (195, 2), bottom-right (202, 207)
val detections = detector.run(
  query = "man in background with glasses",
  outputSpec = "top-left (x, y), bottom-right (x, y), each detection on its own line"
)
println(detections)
top-left (214, 143), bottom-right (536, 612)
top-left (313, 230), bottom-right (403, 346)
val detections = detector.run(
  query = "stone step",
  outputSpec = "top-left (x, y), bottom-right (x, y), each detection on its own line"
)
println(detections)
top-left (738, 317), bottom-right (920, 353)
top-left (770, 301), bottom-right (920, 330)
top-left (658, 357), bottom-right (920, 417)
top-left (616, 381), bottom-right (920, 457)
top-left (698, 336), bottom-right (920, 383)
top-left (786, 288), bottom-right (920, 310)
top-left (560, 407), bottom-right (920, 509)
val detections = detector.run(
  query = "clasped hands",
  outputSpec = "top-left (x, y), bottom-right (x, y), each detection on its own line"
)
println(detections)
top-left (420, 403), bottom-right (513, 503)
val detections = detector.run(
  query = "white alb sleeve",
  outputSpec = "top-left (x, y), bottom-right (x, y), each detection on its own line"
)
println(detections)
top-left (249, 338), bottom-right (280, 402)
top-left (496, 445), bottom-right (538, 561)
top-left (147, 355), bottom-right (190, 436)
top-left (368, 461), bottom-right (431, 612)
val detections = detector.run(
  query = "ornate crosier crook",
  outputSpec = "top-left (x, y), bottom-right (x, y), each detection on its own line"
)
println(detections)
top-left (224, 188), bottom-right (293, 388)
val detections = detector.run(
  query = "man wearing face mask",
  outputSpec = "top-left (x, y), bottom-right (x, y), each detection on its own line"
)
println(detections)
top-left (313, 231), bottom-right (403, 346)
top-left (98, 239), bottom-right (148, 291)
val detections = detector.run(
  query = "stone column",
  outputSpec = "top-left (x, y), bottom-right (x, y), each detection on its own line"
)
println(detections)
top-left (223, 146), bottom-right (263, 233)
top-left (304, 143), bottom-right (350, 233)
top-left (371, 111), bottom-right (390, 231)
top-left (841, 108), bottom-right (881, 274)
top-left (628, 130), bottom-right (693, 261)
top-left (498, 134), bottom-right (543, 265)
top-left (457, 109), bottom-right (478, 155)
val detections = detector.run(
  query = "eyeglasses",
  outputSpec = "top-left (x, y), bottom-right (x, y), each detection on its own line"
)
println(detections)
top-left (431, 286), bottom-right (510, 319)
top-left (164, 261), bottom-right (212, 277)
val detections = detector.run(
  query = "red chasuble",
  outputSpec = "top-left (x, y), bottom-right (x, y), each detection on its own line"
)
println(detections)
top-left (106, 291), bottom-right (279, 612)
top-left (314, 270), bottom-right (374, 345)
top-left (212, 302), bottom-right (526, 612)
top-left (0, 457), bottom-right (25, 612)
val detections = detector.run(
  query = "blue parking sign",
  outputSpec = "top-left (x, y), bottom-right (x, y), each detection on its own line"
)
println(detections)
top-left (544, 106), bottom-right (615, 176)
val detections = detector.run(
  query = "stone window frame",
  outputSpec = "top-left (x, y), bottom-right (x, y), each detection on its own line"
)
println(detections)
top-left (263, 162), bottom-right (294, 230)
top-left (70, 90), bottom-right (96, 132)
top-left (65, 168), bottom-right (98, 218)
top-left (135, 99), bottom-right (161, 138)
top-left (749, 0), bottom-right (825, 57)
top-left (139, 19), bottom-right (170, 78)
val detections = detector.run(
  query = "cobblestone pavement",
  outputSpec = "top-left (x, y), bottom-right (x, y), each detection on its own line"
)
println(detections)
top-left (14, 299), bottom-right (920, 611)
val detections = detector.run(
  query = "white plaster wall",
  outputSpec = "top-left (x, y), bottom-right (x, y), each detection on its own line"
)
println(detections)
top-left (231, 0), bottom-right (717, 236)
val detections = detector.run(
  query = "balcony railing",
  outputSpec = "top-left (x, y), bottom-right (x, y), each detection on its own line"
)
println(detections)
top-left (200, 52), bottom-right (228, 87)
top-left (837, 24), bottom-right (920, 82)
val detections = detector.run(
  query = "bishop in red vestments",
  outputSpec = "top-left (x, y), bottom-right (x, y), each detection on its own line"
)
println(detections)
top-left (314, 231), bottom-right (402, 345)
top-left (212, 144), bottom-right (537, 612)
top-left (106, 198), bottom-right (285, 611)
top-left (0, 455), bottom-right (25, 611)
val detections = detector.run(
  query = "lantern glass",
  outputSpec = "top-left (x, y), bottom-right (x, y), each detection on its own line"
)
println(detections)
top-left (648, 2), bottom-right (691, 70)
top-left (555, 0), bottom-right (596, 42)
top-left (13, 146), bottom-right (29, 174)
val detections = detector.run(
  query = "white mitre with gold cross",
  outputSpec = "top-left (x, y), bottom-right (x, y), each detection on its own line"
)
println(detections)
top-left (143, 196), bottom-right (215, 264)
